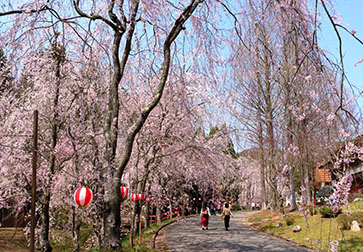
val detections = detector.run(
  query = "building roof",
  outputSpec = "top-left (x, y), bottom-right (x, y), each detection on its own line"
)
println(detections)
top-left (315, 166), bottom-right (331, 183)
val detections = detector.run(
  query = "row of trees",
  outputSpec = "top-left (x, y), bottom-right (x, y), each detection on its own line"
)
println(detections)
top-left (0, 42), bottom-right (256, 250)
top-left (223, 0), bottom-right (361, 212)
top-left (0, 2), bottom-right (261, 251)
top-left (0, 0), bottom-right (361, 251)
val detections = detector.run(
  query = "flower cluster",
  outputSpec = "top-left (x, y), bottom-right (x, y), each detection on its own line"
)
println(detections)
top-left (333, 142), bottom-right (363, 170)
top-left (329, 174), bottom-right (353, 213)
top-left (329, 240), bottom-right (339, 252)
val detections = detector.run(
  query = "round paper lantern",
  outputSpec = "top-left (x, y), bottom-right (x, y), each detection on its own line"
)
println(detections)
top-left (120, 186), bottom-right (128, 199)
top-left (198, 198), bottom-right (201, 201)
top-left (74, 186), bottom-right (93, 207)
top-left (151, 197), bottom-right (155, 201)
top-left (146, 198), bottom-right (150, 203)
top-left (138, 194), bottom-right (145, 200)
top-left (166, 198), bottom-right (170, 201)
top-left (180, 197), bottom-right (183, 201)
top-left (173, 197), bottom-right (176, 201)
top-left (158, 198), bottom-right (162, 202)
top-left (131, 193), bottom-right (138, 202)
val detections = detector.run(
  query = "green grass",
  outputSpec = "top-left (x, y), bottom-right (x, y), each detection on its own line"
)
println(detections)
top-left (1, 215), bottom-right (183, 252)
top-left (347, 200), bottom-right (363, 212)
top-left (339, 237), bottom-right (363, 252)
top-left (248, 217), bottom-right (262, 222)
top-left (249, 202), bottom-right (363, 252)
top-left (51, 224), bottom-right (94, 252)
top-left (86, 217), bottom-right (179, 252)
top-left (0, 227), bottom-right (28, 252)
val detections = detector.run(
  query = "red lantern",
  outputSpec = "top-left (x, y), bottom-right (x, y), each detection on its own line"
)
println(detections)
top-left (146, 198), bottom-right (150, 203)
top-left (131, 193), bottom-right (137, 202)
top-left (138, 194), bottom-right (145, 200)
top-left (180, 197), bottom-right (183, 201)
top-left (166, 198), bottom-right (170, 201)
top-left (158, 198), bottom-right (162, 202)
top-left (121, 186), bottom-right (128, 199)
top-left (74, 186), bottom-right (93, 207)
top-left (173, 197), bottom-right (176, 201)
top-left (151, 197), bottom-right (155, 201)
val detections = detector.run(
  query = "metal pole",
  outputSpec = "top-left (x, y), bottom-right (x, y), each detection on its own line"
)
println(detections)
top-left (30, 110), bottom-right (38, 252)
top-left (139, 218), bottom-right (141, 243)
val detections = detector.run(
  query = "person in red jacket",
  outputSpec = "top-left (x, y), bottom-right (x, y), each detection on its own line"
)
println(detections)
top-left (200, 203), bottom-right (211, 230)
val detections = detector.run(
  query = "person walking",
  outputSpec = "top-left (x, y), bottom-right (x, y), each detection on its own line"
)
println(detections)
top-left (209, 201), bottom-right (216, 215)
top-left (200, 203), bottom-right (211, 230)
top-left (221, 203), bottom-right (233, 231)
top-left (216, 202), bottom-right (221, 214)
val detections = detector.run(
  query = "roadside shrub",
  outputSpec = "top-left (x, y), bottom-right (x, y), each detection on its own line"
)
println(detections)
top-left (232, 205), bottom-right (241, 211)
top-left (261, 223), bottom-right (274, 231)
top-left (319, 206), bottom-right (342, 218)
top-left (337, 212), bottom-right (363, 230)
top-left (285, 216), bottom-right (295, 226)
top-left (308, 207), bottom-right (318, 216)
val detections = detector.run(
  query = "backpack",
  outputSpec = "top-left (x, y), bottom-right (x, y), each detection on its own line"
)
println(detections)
top-left (202, 209), bottom-right (208, 216)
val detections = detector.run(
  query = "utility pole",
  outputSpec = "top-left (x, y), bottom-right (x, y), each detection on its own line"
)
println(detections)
top-left (30, 110), bottom-right (38, 252)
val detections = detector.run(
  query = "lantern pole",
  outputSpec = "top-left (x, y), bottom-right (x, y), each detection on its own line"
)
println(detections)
top-left (138, 218), bottom-right (141, 243)
top-left (30, 110), bottom-right (38, 252)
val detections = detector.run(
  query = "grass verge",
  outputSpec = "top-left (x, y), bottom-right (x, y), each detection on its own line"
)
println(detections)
top-left (1, 216), bottom-right (181, 252)
top-left (246, 201), bottom-right (363, 252)
top-left (0, 227), bottom-right (28, 252)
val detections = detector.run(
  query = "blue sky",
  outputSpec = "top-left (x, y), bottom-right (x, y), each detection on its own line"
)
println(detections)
top-left (319, 0), bottom-right (363, 105)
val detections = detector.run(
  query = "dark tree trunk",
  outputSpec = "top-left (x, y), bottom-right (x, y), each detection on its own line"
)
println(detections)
top-left (99, 1), bottom-right (203, 249)
top-left (39, 42), bottom-right (63, 252)
top-left (144, 201), bottom-right (150, 229)
top-left (156, 205), bottom-right (161, 224)
top-left (39, 191), bottom-right (52, 252)
top-left (72, 206), bottom-right (81, 252)
top-left (103, 180), bottom-right (122, 249)
top-left (289, 166), bottom-right (298, 210)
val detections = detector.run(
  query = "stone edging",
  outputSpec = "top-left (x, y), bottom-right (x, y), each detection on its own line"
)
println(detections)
top-left (241, 212), bottom-right (316, 252)
top-left (151, 215), bottom-right (197, 250)
top-left (151, 219), bottom-right (177, 250)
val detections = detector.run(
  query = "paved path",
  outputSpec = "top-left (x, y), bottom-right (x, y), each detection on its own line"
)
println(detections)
top-left (165, 211), bottom-right (310, 252)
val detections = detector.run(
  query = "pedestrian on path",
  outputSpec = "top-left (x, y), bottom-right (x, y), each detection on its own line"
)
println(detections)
top-left (200, 203), bottom-right (211, 230)
top-left (221, 203), bottom-right (233, 231)
top-left (216, 202), bottom-right (221, 214)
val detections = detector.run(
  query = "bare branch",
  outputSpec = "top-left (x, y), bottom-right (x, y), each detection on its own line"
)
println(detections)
top-left (216, 0), bottom-right (250, 51)
top-left (0, 3), bottom-right (48, 17)
top-left (320, 0), bottom-right (345, 110)
top-left (73, 0), bottom-right (117, 30)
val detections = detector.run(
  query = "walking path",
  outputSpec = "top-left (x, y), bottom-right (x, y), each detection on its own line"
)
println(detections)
top-left (163, 211), bottom-right (311, 252)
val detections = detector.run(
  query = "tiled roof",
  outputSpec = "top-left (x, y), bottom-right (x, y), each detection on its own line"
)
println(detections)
top-left (315, 166), bottom-right (331, 182)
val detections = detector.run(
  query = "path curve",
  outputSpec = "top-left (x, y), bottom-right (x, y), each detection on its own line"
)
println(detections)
top-left (164, 211), bottom-right (311, 252)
